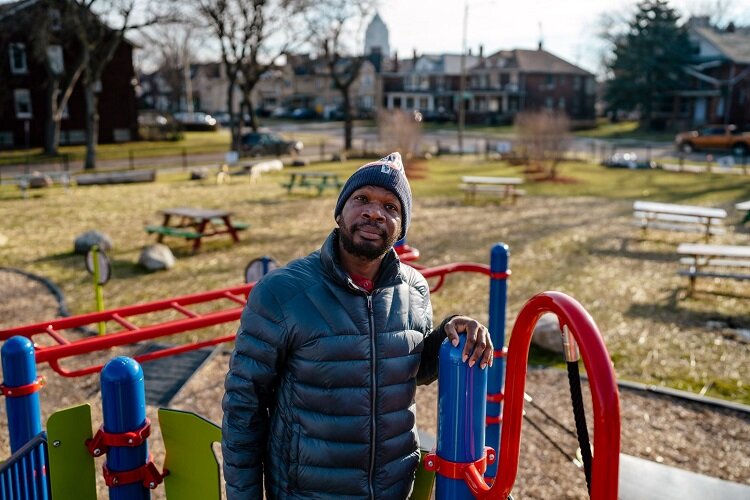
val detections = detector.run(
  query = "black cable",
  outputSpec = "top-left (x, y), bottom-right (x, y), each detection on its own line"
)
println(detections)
top-left (567, 361), bottom-right (593, 494)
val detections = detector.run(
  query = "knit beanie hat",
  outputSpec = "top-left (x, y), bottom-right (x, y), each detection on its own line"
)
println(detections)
top-left (334, 152), bottom-right (412, 239)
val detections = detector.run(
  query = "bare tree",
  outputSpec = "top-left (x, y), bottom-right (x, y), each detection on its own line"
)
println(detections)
top-left (138, 22), bottom-right (204, 112)
top-left (68, 0), bottom-right (175, 169)
top-left (377, 109), bottom-right (423, 169)
top-left (197, 0), bottom-right (307, 150)
top-left (514, 111), bottom-right (571, 180)
top-left (306, 0), bottom-right (375, 151)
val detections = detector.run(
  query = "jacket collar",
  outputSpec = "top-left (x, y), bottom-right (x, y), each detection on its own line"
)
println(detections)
top-left (320, 229), bottom-right (403, 291)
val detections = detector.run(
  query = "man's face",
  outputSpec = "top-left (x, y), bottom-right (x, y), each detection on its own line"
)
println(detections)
top-left (337, 185), bottom-right (402, 260)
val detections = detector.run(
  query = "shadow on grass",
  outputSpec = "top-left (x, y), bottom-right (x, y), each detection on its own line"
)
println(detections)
top-left (625, 292), bottom-right (750, 329)
top-left (588, 237), bottom-right (680, 263)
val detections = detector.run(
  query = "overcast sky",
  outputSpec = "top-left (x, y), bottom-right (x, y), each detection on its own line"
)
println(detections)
top-left (377, 0), bottom-right (750, 74)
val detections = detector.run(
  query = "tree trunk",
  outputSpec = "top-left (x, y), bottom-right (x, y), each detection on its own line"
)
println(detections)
top-left (343, 90), bottom-right (353, 150)
top-left (246, 97), bottom-right (259, 132)
top-left (44, 83), bottom-right (60, 156)
top-left (227, 79), bottom-right (241, 151)
top-left (84, 82), bottom-right (99, 170)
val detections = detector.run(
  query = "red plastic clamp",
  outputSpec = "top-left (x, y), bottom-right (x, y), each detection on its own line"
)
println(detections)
top-left (86, 419), bottom-right (152, 457)
top-left (0, 376), bottom-right (46, 397)
top-left (423, 446), bottom-right (496, 479)
top-left (102, 457), bottom-right (168, 489)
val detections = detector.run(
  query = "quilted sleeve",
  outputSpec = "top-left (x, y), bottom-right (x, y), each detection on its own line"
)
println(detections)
top-left (221, 280), bottom-right (288, 499)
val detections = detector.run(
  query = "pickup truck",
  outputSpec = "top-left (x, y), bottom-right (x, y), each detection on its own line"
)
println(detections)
top-left (675, 124), bottom-right (750, 156)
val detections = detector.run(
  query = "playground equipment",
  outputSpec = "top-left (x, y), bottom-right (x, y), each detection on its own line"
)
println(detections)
top-left (0, 243), bottom-right (621, 499)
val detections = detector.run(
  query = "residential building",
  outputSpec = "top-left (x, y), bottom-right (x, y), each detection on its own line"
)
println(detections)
top-left (381, 46), bottom-right (595, 126)
top-left (0, 0), bottom-right (138, 149)
top-left (676, 17), bottom-right (750, 129)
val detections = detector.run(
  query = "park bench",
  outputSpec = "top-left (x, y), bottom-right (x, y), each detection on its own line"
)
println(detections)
top-left (736, 200), bottom-right (750, 224)
top-left (145, 225), bottom-right (205, 240)
top-left (633, 201), bottom-right (727, 242)
top-left (459, 176), bottom-right (525, 203)
top-left (282, 171), bottom-right (342, 195)
top-left (677, 243), bottom-right (750, 293)
top-left (76, 169), bottom-right (156, 186)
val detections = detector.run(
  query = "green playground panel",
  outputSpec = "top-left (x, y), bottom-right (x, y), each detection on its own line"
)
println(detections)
top-left (159, 408), bottom-right (223, 500)
top-left (409, 449), bottom-right (436, 500)
top-left (46, 404), bottom-right (97, 500)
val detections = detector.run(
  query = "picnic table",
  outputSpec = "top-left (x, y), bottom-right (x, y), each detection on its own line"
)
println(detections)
top-left (281, 171), bottom-right (342, 195)
top-left (736, 200), bottom-right (750, 224)
top-left (677, 243), bottom-right (750, 293)
top-left (459, 176), bottom-right (525, 203)
top-left (633, 201), bottom-right (727, 242)
top-left (145, 207), bottom-right (249, 252)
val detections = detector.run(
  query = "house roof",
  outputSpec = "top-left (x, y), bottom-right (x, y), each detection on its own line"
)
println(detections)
top-left (692, 25), bottom-right (750, 65)
top-left (510, 48), bottom-right (591, 75)
top-left (0, 0), bottom-right (40, 22)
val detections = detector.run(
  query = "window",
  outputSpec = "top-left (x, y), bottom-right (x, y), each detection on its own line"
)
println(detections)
top-left (558, 97), bottom-right (566, 110)
top-left (9, 43), bottom-right (28, 74)
top-left (14, 89), bottom-right (32, 118)
top-left (50, 9), bottom-right (62, 31)
top-left (47, 45), bottom-right (64, 75)
top-left (545, 74), bottom-right (555, 89)
top-left (545, 96), bottom-right (554, 109)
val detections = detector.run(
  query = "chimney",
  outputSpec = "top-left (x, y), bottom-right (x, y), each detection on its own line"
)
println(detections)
top-left (479, 45), bottom-right (484, 58)
top-left (468, 48), bottom-right (473, 56)
top-left (394, 50), bottom-right (399, 72)
top-left (538, 40), bottom-right (543, 51)
top-left (413, 48), bottom-right (417, 61)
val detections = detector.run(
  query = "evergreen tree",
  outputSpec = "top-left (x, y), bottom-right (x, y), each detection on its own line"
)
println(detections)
top-left (605, 0), bottom-right (693, 128)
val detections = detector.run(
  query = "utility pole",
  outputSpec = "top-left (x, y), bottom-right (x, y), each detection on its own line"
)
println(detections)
top-left (457, 2), bottom-right (468, 155)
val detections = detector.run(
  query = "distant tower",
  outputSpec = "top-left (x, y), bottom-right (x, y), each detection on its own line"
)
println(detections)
top-left (364, 12), bottom-right (390, 56)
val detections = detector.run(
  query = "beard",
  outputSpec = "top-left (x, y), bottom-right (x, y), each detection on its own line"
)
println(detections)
top-left (339, 221), bottom-right (399, 260)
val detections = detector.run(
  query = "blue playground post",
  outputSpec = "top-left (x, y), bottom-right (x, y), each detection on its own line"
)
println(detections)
top-left (100, 357), bottom-right (150, 500)
top-left (434, 336), bottom-right (489, 499)
top-left (485, 243), bottom-right (509, 478)
top-left (1, 335), bottom-right (48, 499)
top-left (2, 336), bottom-right (43, 452)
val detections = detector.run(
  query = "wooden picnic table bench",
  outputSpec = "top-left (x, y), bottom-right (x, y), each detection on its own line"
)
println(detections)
top-left (145, 207), bottom-right (249, 252)
top-left (281, 171), bottom-right (343, 195)
top-left (633, 201), bottom-right (727, 242)
top-left (736, 200), bottom-right (750, 224)
top-left (677, 243), bottom-right (750, 293)
top-left (459, 176), bottom-right (525, 203)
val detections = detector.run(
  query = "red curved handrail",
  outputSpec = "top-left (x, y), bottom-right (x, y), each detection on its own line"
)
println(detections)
top-left (472, 291), bottom-right (621, 499)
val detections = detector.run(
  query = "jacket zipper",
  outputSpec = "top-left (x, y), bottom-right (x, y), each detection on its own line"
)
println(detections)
top-left (367, 293), bottom-right (376, 500)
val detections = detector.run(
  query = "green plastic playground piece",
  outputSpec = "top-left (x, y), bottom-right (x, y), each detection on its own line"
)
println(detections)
top-left (46, 404), bottom-right (97, 500)
top-left (159, 408), bottom-right (223, 500)
top-left (409, 449), bottom-right (436, 500)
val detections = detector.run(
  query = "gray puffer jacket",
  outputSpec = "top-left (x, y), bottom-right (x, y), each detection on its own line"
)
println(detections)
top-left (222, 230), bottom-right (447, 499)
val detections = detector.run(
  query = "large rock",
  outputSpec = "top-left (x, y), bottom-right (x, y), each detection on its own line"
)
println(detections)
top-left (531, 313), bottom-right (564, 354)
top-left (74, 231), bottom-right (113, 255)
top-left (138, 244), bottom-right (175, 271)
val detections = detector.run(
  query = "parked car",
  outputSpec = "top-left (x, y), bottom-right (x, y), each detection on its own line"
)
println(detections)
top-left (137, 110), bottom-right (181, 141)
top-left (675, 124), bottom-right (750, 156)
top-left (240, 131), bottom-right (303, 157)
top-left (601, 152), bottom-right (659, 169)
top-left (173, 112), bottom-right (219, 131)
top-left (291, 108), bottom-right (319, 120)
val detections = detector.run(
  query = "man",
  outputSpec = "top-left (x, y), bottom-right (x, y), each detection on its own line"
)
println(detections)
top-left (222, 152), bottom-right (494, 499)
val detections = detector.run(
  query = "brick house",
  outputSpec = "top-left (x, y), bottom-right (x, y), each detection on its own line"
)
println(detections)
top-left (673, 17), bottom-right (750, 129)
top-left (380, 46), bottom-right (595, 126)
top-left (0, 0), bottom-right (138, 149)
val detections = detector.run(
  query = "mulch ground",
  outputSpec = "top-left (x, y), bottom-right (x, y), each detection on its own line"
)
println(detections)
top-left (1, 266), bottom-right (748, 499)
